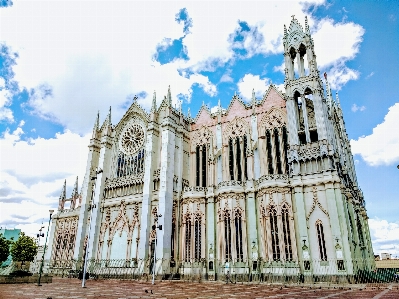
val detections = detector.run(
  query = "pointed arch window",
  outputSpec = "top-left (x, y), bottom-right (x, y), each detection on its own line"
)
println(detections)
top-left (224, 212), bottom-right (232, 262)
top-left (274, 128), bottom-right (282, 174)
top-left (196, 146), bottom-right (200, 186)
top-left (266, 130), bottom-right (274, 174)
top-left (116, 149), bottom-right (145, 178)
top-left (356, 215), bottom-right (364, 246)
top-left (281, 205), bottom-right (292, 260)
top-left (194, 214), bottom-right (202, 261)
top-left (185, 217), bottom-right (192, 262)
top-left (235, 209), bottom-right (244, 262)
top-left (269, 206), bottom-right (280, 261)
top-left (228, 136), bottom-right (248, 182)
top-left (171, 220), bottom-right (176, 260)
top-left (316, 220), bottom-right (327, 261)
top-left (196, 144), bottom-right (208, 187)
top-left (282, 126), bottom-right (289, 173)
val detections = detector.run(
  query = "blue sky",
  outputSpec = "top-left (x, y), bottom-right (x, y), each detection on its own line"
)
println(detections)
top-left (0, 1), bottom-right (398, 256)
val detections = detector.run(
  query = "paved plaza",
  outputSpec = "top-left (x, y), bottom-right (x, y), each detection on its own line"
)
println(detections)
top-left (0, 278), bottom-right (398, 299)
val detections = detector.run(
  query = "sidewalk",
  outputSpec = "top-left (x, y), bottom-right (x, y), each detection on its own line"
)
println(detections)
top-left (0, 277), bottom-right (398, 299)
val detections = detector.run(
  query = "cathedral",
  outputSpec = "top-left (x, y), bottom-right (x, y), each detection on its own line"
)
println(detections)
top-left (45, 17), bottom-right (374, 280)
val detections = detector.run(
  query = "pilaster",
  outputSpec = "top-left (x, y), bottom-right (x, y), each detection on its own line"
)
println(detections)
top-left (292, 186), bottom-right (311, 263)
top-left (156, 123), bottom-right (176, 267)
top-left (87, 134), bottom-right (113, 260)
top-left (73, 137), bottom-right (101, 260)
top-left (138, 124), bottom-right (158, 260)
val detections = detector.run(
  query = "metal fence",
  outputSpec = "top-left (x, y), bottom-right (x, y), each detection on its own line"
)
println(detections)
top-left (32, 258), bottom-right (398, 287)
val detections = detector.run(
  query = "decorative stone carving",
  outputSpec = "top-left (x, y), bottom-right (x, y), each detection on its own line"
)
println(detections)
top-left (216, 192), bottom-right (245, 203)
top-left (184, 186), bottom-right (206, 193)
top-left (181, 197), bottom-right (206, 205)
top-left (193, 126), bottom-right (213, 146)
top-left (104, 173), bottom-right (144, 191)
top-left (288, 140), bottom-right (332, 162)
top-left (217, 180), bottom-right (246, 189)
top-left (224, 117), bottom-right (250, 140)
top-left (306, 187), bottom-right (329, 221)
top-left (257, 174), bottom-right (288, 185)
top-left (119, 121), bottom-right (146, 156)
top-left (257, 187), bottom-right (291, 199)
top-left (260, 108), bottom-right (287, 129)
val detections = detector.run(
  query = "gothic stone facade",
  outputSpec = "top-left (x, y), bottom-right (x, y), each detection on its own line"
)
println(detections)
top-left (46, 17), bottom-right (374, 278)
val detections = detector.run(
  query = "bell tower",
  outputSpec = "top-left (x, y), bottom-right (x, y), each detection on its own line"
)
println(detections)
top-left (283, 16), bottom-right (331, 147)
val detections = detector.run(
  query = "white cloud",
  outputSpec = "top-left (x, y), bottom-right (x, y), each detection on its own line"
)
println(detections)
top-left (0, 107), bottom-right (14, 122)
top-left (220, 70), bottom-right (234, 83)
top-left (351, 103), bottom-right (399, 166)
top-left (327, 63), bottom-right (360, 90)
top-left (369, 218), bottom-right (399, 257)
top-left (237, 73), bottom-right (269, 101)
top-left (351, 103), bottom-right (366, 112)
top-left (0, 88), bottom-right (14, 122)
top-left (366, 72), bottom-right (374, 79)
top-left (312, 18), bottom-right (364, 69)
top-left (0, 122), bottom-right (91, 236)
top-left (0, 1), bottom-right (338, 133)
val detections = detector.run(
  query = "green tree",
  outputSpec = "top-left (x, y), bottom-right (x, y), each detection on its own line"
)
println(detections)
top-left (10, 232), bottom-right (38, 263)
top-left (0, 233), bottom-right (11, 264)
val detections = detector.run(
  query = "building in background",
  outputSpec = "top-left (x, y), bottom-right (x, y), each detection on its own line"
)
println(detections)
top-left (45, 17), bottom-right (374, 280)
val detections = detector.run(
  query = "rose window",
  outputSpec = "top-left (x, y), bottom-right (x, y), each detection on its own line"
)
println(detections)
top-left (120, 124), bottom-right (145, 155)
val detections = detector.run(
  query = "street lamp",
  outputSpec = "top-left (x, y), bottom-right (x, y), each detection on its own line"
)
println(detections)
top-left (152, 213), bottom-right (162, 285)
top-left (82, 168), bottom-right (102, 288)
top-left (37, 209), bottom-right (54, 286)
top-left (36, 225), bottom-right (45, 245)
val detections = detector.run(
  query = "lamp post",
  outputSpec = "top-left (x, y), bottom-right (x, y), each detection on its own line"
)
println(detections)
top-left (37, 209), bottom-right (54, 286)
top-left (152, 213), bottom-right (162, 285)
top-left (82, 168), bottom-right (102, 288)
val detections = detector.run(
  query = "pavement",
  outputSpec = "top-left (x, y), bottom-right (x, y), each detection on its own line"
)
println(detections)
top-left (0, 277), bottom-right (398, 299)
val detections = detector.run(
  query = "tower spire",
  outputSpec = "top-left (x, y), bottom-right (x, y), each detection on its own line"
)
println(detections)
top-left (92, 111), bottom-right (99, 138)
top-left (167, 85), bottom-right (172, 106)
top-left (336, 91), bottom-right (341, 108)
top-left (324, 72), bottom-right (333, 108)
top-left (58, 179), bottom-right (66, 211)
top-left (305, 16), bottom-right (310, 34)
top-left (151, 90), bottom-right (157, 112)
top-left (108, 106), bottom-right (112, 124)
top-left (71, 176), bottom-right (79, 198)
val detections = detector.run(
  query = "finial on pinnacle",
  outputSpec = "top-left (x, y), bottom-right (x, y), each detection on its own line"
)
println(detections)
top-left (291, 15), bottom-right (295, 20)
top-left (305, 16), bottom-right (310, 33)
top-left (336, 91), bottom-right (340, 105)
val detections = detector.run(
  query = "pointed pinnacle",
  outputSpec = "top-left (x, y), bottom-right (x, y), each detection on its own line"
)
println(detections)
top-left (167, 85), bottom-right (172, 104)
top-left (151, 90), bottom-right (157, 111)
top-left (93, 111), bottom-right (99, 133)
top-left (336, 92), bottom-right (341, 105)
top-left (60, 180), bottom-right (66, 199)
top-left (284, 24), bottom-right (287, 37)
top-left (305, 16), bottom-right (310, 33)
top-left (72, 176), bottom-right (79, 197)
top-left (108, 106), bottom-right (112, 123)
